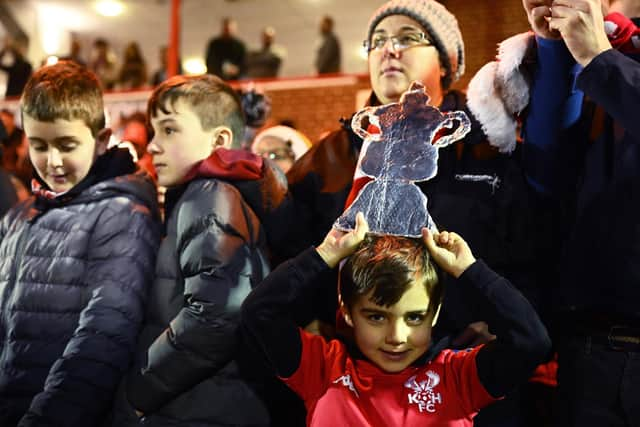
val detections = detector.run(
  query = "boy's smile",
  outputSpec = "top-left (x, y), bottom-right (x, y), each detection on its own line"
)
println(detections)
top-left (345, 280), bottom-right (434, 373)
top-left (23, 115), bottom-right (106, 193)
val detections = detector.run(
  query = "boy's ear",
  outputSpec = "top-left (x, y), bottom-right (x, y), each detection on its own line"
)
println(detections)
top-left (211, 126), bottom-right (234, 152)
top-left (339, 302), bottom-right (354, 328)
top-left (96, 128), bottom-right (112, 156)
top-left (431, 303), bottom-right (442, 327)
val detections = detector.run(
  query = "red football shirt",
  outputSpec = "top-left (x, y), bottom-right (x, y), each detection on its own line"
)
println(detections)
top-left (283, 329), bottom-right (497, 426)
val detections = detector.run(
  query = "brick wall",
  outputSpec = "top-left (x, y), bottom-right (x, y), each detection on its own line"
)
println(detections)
top-left (446, 0), bottom-right (531, 90)
top-left (264, 0), bottom-right (531, 143)
top-left (258, 75), bottom-right (371, 142)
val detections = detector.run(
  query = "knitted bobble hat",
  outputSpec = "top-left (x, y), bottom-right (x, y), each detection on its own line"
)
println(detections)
top-left (367, 0), bottom-right (465, 89)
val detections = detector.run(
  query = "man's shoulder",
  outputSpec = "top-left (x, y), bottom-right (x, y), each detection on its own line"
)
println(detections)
top-left (85, 171), bottom-right (157, 210)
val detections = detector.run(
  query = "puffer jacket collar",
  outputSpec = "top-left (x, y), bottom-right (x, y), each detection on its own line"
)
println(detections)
top-left (167, 147), bottom-right (292, 255)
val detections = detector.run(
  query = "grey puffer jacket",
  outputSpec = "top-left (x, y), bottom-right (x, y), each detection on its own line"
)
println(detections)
top-left (0, 149), bottom-right (160, 427)
top-left (116, 150), bottom-right (292, 427)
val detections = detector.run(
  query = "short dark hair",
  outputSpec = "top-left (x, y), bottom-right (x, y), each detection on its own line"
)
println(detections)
top-left (340, 234), bottom-right (443, 316)
top-left (147, 74), bottom-right (245, 148)
top-left (21, 60), bottom-right (105, 138)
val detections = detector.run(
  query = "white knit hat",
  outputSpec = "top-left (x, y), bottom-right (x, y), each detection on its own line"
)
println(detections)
top-left (367, 0), bottom-right (465, 89)
top-left (252, 125), bottom-right (311, 161)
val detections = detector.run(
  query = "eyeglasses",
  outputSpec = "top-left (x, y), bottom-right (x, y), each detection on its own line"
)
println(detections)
top-left (255, 145), bottom-right (294, 162)
top-left (363, 31), bottom-right (433, 53)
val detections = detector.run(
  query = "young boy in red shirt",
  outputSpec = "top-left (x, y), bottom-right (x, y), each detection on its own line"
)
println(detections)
top-left (242, 213), bottom-right (551, 426)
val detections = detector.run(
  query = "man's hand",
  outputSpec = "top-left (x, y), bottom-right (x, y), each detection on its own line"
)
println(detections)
top-left (422, 228), bottom-right (476, 278)
top-left (316, 212), bottom-right (369, 268)
top-left (523, 0), bottom-right (561, 39)
top-left (548, 0), bottom-right (613, 66)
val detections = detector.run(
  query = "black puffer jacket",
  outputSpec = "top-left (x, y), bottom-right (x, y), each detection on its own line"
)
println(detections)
top-left (116, 150), bottom-right (291, 427)
top-left (0, 148), bottom-right (160, 427)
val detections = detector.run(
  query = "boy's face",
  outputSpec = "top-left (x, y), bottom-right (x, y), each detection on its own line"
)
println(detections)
top-left (344, 280), bottom-right (433, 373)
top-left (23, 114), bottom-right (107, 193)
top-left (368, 15), bottom-right (444, 105)
top-left (148, 99), bottom-right (218, 187)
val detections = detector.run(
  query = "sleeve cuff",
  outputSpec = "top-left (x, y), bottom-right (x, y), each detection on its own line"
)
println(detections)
top-left (456, 259), bottom-right (501, 292)
top-left (577, 48), bottom-right (617, 89)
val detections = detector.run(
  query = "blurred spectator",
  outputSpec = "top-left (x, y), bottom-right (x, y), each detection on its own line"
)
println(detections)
top-left (0, 35), bottom-right (33, 98)
top-left (116, 42), bottom-right (148, 90)
top-left (89, 38), bottom-right (117, 90)
top-left (0, 113), bottom-right (28, 208)
top-left (252, 125), bottom-right (311, 173)
top-left (150, 46), bottom-right (182, 86)
top-left (61, 38), bottom-right (86, 67)
top-left (315, 15), bottom-right (341, 74)
top-left (117, 112), bottom-right (156, 180)
top-left (205, 17), bottom-right (247, 80)
top-left (237, 87), bottom-right (272, 150)
top-left (247, 26), bottom-right (284, 78)
top-left (0, 109), bottom-right (30, 188)
top-left (0, 167), bottom-right (18, 218)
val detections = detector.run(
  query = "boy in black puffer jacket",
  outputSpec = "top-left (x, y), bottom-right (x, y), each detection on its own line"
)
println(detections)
top-left (112, 74), bottom-right (292, 427)
top-left (0, 61), bottom-right (161, 426)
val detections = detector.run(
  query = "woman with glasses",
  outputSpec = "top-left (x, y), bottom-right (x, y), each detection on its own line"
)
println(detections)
top-left (283, 2), bottom-right (546, 425)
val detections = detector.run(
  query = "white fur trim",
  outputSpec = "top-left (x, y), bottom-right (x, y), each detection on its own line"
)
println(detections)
top-left (467, 61), bottom-right (517, 153)
top-left (496, 32), bottom-right (535, 115)
top-left (467, 32), bottom-right (535, 153)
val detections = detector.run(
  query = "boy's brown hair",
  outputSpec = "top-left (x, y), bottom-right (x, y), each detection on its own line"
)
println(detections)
top-left (147, 74), bottom-right (245, 148)
top-left (21, 60), bottom-right (105, 137)
top-left (339, 234), bottom-right (444, 317)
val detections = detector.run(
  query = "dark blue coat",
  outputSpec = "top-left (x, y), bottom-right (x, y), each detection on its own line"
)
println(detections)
top-left (0, 152), bottom-right (160, 426)
top-left (524, 39), bottom-right (640, 320)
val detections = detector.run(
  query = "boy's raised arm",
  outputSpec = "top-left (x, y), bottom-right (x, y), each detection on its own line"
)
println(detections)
top-left (19, 201), bottom-right (159, 427)
top-left (241, 213), bottom-right (368, 378)
top-left (424, 229), bottom-right (551, 398)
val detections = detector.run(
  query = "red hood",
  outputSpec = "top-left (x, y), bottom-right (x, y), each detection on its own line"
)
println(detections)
top-left (183, 148), bottom-right (264, 183)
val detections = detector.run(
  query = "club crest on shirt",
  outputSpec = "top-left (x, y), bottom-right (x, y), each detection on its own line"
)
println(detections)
top-left (404, 371), bottom-right (442, 413)
top-left (333, 374), bottom-right (359, 397)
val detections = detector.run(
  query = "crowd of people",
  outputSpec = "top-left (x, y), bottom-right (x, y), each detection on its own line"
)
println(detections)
top-left (0, 0), bottom-right (639, 426)
top-left (0, 13), bottom-right (342, 99)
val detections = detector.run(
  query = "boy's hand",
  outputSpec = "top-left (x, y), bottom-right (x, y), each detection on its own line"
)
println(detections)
top-left (522, 0), bottom-right (561, 39)
top-left (422, 228), bottom-right (476, 278)
top-left (548, 0), bottom-right (612, 66)
top-left (316, 212), bottom-right (369, 268)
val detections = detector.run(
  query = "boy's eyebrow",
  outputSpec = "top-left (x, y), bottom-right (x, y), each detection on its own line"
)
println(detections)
top-left (405, 310), bottom-right (429, 316)
top-left (28, 136), bottom-right (81, 144)
top-left (54, 136), bottom-right (81, 144)
top-left (359, 308), bottom-right (429, 315)
top-left (155, 118), bottom-right (177, 125)
top-left (360, 307), bottom-right (389, 315)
